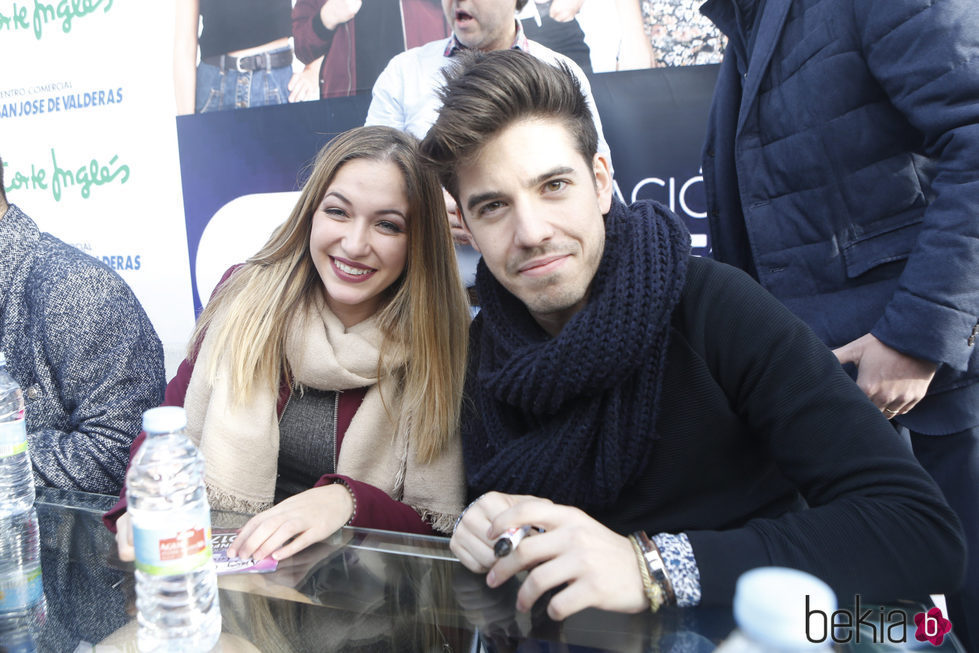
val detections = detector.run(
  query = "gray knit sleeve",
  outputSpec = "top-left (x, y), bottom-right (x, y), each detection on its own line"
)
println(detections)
top-left (25, 242), bottom-right (165, 494)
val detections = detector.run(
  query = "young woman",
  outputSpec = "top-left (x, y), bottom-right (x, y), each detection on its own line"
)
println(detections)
top-left (107, 126), bottom-right (469, 563)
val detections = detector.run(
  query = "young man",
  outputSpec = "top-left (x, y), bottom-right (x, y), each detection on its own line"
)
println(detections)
top-left (420, 51), bottom-right (965, 620)
top-left (0, 156), bottom-right (165, 494)
top-left (700, 0), bottom-right (979, 644)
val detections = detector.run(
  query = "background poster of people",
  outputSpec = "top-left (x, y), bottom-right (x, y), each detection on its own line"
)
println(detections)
top-left (0, 0), bottom-right (723, 375)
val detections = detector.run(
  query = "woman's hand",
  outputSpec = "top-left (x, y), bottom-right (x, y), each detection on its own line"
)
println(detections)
top-left (227, 484), bottom-right (354, 562)
top-left (115, 511), bottom-right (135, 561)
top-left (288, 57), bottom-right (322, 102)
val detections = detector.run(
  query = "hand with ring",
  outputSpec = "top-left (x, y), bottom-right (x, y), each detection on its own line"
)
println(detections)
top-left (831, 333), bottom-right (937, 419)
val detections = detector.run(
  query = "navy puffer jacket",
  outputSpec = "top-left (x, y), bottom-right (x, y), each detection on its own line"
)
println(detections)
top-left (701, 0), bottom-right (979, 433)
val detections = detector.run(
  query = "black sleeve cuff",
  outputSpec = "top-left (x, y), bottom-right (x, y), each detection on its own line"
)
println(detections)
top-left (312, 10), bottom-right (336, 42)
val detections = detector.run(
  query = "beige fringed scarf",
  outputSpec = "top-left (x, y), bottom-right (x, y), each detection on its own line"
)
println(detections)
top-left (182, 292), bottom-right (465, 533)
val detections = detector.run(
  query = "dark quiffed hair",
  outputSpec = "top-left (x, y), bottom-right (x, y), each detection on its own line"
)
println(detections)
top-left (419, 49), bottom-right (598, 202)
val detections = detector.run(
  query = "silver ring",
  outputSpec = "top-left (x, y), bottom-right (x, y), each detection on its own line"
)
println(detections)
top-left (452, 493), bottom-right (489, 535)
top-left (883, 407), bottom-right (899, 415)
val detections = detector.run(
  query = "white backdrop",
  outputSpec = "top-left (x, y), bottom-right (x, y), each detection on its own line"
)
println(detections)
top-left (0, 1), bottom-right (195, 377)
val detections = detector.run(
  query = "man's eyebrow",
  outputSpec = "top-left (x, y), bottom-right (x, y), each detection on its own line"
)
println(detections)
top-left (466, 191), bottom-right (504, 213)
top-left (531, 166), bottom-right (575, 186)
top-left (465, 167), bottom-right (578, 213)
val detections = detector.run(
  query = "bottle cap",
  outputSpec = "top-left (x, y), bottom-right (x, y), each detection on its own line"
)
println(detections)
top-left (733, 567), bottom-right (837, 650)
top-left (142, 406), bottom-right (188, 434)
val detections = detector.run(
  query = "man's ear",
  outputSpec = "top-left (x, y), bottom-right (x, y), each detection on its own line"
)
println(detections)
top-left (592, 153), bottom-right (613, 214)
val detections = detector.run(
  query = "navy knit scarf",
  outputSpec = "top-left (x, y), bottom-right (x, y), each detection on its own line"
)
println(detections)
top-left (463, 200), bottom-right (691, 510)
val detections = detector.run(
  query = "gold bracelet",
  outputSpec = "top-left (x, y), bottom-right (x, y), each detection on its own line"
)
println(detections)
top-left (628, 534), bottom-right (664, 612)
top-left (633, 530), bottom-right (676, 607)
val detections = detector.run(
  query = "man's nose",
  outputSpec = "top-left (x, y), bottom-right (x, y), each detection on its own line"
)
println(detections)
top-left (511, 200), bottom-right (554, 248)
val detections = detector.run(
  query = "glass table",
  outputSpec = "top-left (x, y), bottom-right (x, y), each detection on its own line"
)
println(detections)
top-left (1, 487), bottom-right (966, 652)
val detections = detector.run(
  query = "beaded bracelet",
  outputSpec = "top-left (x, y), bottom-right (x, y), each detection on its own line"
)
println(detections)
top-left (331, 478), bottom-right (358, 526)
top-left (628, 533), bottom-right (665, 612)
top-left (633, 530), bottom-right (676, 607)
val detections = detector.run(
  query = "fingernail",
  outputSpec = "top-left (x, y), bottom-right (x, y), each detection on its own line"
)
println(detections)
top-left (227, 550), bottom-right (237, 559)
top-left (486, 570), bottom-right (496, 587)
top-left (271, 552), bottom-right (281, 561)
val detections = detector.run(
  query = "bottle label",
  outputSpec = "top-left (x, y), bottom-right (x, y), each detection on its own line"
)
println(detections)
top-left (0, 565), bottom-right (44, 611)
top-left (0, 419), bottom-right (28, 458)
top-left (133, 511), bottom-right (213, 576)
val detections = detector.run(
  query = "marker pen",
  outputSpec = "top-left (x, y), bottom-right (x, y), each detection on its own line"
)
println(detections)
top-left (494, 525), bottom-right (536, 557)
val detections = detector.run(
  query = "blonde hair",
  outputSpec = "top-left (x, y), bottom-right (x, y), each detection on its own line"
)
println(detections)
top-left (191, 126), bottom-right (469, 462)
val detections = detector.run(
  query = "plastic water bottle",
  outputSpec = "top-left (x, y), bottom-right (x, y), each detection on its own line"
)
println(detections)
top-left (0, 353), bottom-right (34, 515)
top-left (127, 406), bottom-right (221, 652)
top-left (0, 616), bottom-right (38, 653)
top-left (0, 508), bottom-right (46, 636)
top-left (0, 354), bottom-right (45, 642)
top-left (715, 567), bottom-right (837, 652)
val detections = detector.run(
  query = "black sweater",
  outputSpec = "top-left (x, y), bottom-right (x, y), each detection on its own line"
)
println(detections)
top-left (466, 256), bottom-right (965, 605)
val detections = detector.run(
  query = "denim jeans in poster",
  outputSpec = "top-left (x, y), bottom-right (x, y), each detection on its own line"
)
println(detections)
top-left (195, 54), bottom-right (292, 113)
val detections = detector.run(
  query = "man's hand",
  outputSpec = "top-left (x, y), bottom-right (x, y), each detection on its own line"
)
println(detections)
top-left (227, 484), bottom-right (354, 562)
top-left (833, 333), bottom-right (937, 418)
top-left (443, 189), bottom-right (474, 247)
top-left (319, 0), bottom-right (361, 30)
top-left (548, 0), bottom-right (586, 22)
top-left (115, 512), bottom-right (135, 561)
top-left (450, 492), bottom-right (647, 620)
top-left (451, 491), bottom-right (524, 572)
